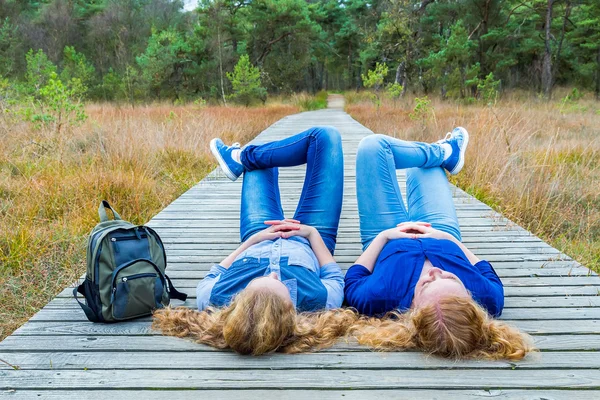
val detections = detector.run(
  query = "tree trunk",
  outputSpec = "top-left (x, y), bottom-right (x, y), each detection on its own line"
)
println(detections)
top-left (541, 0), bottom-right (554, 99)
top-left (324, 57), bottom-right (328, 91)
top-left (217, 23), bottom-right (227, 105)
top-left (347, 42), bottom-right (352, 90)
top-left (395, 62), bottom-right (404, 85)
top-left (553, 1), bottom-right (572, 82)
top-left (479, 0), bottom-right (491, 74)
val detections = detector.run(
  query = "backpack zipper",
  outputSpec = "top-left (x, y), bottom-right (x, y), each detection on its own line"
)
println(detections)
top-left (110, 231), bottom-right (148, 253)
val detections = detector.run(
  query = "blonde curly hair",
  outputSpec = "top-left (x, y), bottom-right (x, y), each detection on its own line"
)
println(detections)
top-left (153, 287), bottom-right (358, 355)
top-left (350, 295), bottom-right (534, 360)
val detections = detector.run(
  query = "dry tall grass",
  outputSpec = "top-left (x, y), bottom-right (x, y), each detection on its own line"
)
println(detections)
top-left (0, 103), bottom-right (299, 340)
top-left (346, 92), bottom-right (600, 273)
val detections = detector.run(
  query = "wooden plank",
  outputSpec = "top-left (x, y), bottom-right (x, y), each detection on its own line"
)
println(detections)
top-left (159, 241), bottom-right (557, 249)
top-left (160, 260), bottom-right (585, 271)
top-left (152, 228), bottom-right (535, 235)
top-left (1, 351), bottom-right (599, 371)
top-left (2, 390), bottom-right (599, 400)
top-left (2, 369), bottom-right (600, 390)
top-left (162, 247), bottom-right (563, 257)
top-left (55, 284), bottom-right (600, 300)
top-left (1, 334), bottom-right (599, 352)
top-left (113, 276), bottom-right (597, 289)
top-left (41, 295), bottom-right (600, 309)
top-left (159, 236), bottom-right (551, 244)
top-left (48, 265), bottom-right (594, 280)
top-left (160, 254), bottom-right (572, 263)
top-left (55, 283), bottom-right (600, 300)
top-left (22, 306), bottom-right (600, 323)
top-left (10, 319), bottom-right (600, 337)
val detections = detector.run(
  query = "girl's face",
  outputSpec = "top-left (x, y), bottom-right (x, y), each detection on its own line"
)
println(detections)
top-left (246, 272), bottom-right (293, 303)
top-left (412, 267), bottom-right (469, 308)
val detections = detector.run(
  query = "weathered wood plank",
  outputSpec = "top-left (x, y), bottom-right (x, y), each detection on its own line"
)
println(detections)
top-left (161, 260), bottom-right (585, 271)
top-left (160, 254), bottom-right (572, 263)
top-left (1, 351), bottom-right (599, 371)
top-left (162, 247), bottom-right (563, 257)
top-left (10, 319), bottom-right (600, 337)
top-left (2, 369), bottom-right (600, 390)
top-left (55, 284), bottom-right (600, 300)
top-left (1, 334), bottom-right (599, 352)
top-left (156, 267), bottom-right (593, 278)
top-left (1, 390), bottom-right (599, 400)
top-left (22, 306), bottom-right (600, 323)
top-left (40, 294), bottom-right (600, 309)
top-left (99, 276), bottom-right (596, 289)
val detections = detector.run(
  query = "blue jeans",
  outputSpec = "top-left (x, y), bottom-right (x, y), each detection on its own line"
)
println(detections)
top-left (239, 126), bottom-right (344, 254)
top-left (356, 134), bottom-right (461, 250)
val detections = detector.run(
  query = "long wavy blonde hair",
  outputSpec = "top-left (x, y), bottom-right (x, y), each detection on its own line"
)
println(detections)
top-left (153, 288), bottom-right (358, 355)
top-left (350, 295), bottom-right (534, 360)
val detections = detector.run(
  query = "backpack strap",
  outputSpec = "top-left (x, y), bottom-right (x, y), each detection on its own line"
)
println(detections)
top-left (73, 284), bottom-right (100, 323)
top-left (98, 200), bottom-right (122, 222)
top-left (165, 275), bottom-right (188, 301)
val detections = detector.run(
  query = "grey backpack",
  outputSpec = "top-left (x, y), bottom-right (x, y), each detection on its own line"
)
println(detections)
top-left (73, 201), bottom-right (187, 322)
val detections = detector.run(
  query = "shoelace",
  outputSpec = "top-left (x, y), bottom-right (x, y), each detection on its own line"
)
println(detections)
top-left (436, 132), bottom-right (452, 144)
top-left (232, 142), bottom-right (241, 148)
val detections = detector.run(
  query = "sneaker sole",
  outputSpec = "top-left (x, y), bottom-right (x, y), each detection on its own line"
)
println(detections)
top-left (210, 138), bottom-right (239, 181)
top-left (449, 127), bottom-right (469, 175)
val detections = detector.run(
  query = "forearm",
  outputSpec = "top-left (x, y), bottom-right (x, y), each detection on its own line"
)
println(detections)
top-left (219, 236), bottom-right (260, 268)
top-left (354, 233), bottom-right (388, 272)
top-left (307, 229), bottom-right (335, 266)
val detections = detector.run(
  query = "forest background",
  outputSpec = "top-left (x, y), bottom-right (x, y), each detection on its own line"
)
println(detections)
top-left (1, 0), bottom-right (599, 341)
top-left (1, 0), bottom-right (599, 101)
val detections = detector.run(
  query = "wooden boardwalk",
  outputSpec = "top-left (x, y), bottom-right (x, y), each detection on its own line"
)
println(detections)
top-left (1, 104), bottom-right (600, 399)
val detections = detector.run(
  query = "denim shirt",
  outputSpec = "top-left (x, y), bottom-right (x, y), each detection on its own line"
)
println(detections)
top-left (196, 236), bottom-right (344, 312)
top-left (344, 237), bottom-right (504, 317)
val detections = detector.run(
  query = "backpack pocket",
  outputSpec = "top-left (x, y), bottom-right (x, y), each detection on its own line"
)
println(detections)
top-left (109, 229), bottom-right (151, 268)
top-left (110, 259), bottom-right (165, 320)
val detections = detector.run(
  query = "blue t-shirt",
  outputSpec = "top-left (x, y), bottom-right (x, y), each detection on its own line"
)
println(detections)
top-left (344, 238), bottom-right (504, 317)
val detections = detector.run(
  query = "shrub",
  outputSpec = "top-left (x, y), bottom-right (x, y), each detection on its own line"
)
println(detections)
top-left (477, 72), bottom-right (501, 104)
top-left (25, 72), bottom-right (87, 133)
top-left (386, 82), bottom-right (403, 104)
top-left (409, 96), bottom-right (433, 122)
top-left (361, 62), bottom-right (389, 108)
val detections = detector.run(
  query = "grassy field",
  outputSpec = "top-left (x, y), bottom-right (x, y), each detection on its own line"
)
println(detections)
top-left (346, 91), bottom-right (600, 274)
top-left (0, 103), bottom-right (299, 340)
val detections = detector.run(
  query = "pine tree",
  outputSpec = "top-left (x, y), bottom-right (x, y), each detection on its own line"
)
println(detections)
top-left (227, 54), bottom-right (267, 106)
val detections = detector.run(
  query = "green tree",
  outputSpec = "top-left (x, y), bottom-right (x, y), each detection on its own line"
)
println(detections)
top-left (25, 49), bottom-right (58, 97)
top-left (421, 21), bottom-right (478, 99)
top-left (136, 28), bottom-right (192, 99)
top-left (246, 0), bottom-right (317, 92)
top-left (477, 72), bottom-right (501, 104)
top-left (27, 72), bottom-right (87, 134)
top-left (0, 18), bottom-right (21, 77)
top-left (60, 46), bottom-right (96, 96)
top-left (568, 2), bottom-right (600, 99)
top-left (227, 54), bottom-right (267, 106)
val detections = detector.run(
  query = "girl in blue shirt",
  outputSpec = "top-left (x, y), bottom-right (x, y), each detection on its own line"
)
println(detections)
top-left (345, 128), bottom-right (532, 360)
top-left (154, 126), bottom-right (356, 355)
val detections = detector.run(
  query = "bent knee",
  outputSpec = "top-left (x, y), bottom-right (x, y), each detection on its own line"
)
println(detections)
top-left (358, 134), bottom-right (388, 155)
top-left (312, 126), bottom-right (341, 145)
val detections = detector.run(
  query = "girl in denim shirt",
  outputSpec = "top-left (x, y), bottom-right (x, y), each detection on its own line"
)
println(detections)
top-left (154, 126), bottom-right (356, 355)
